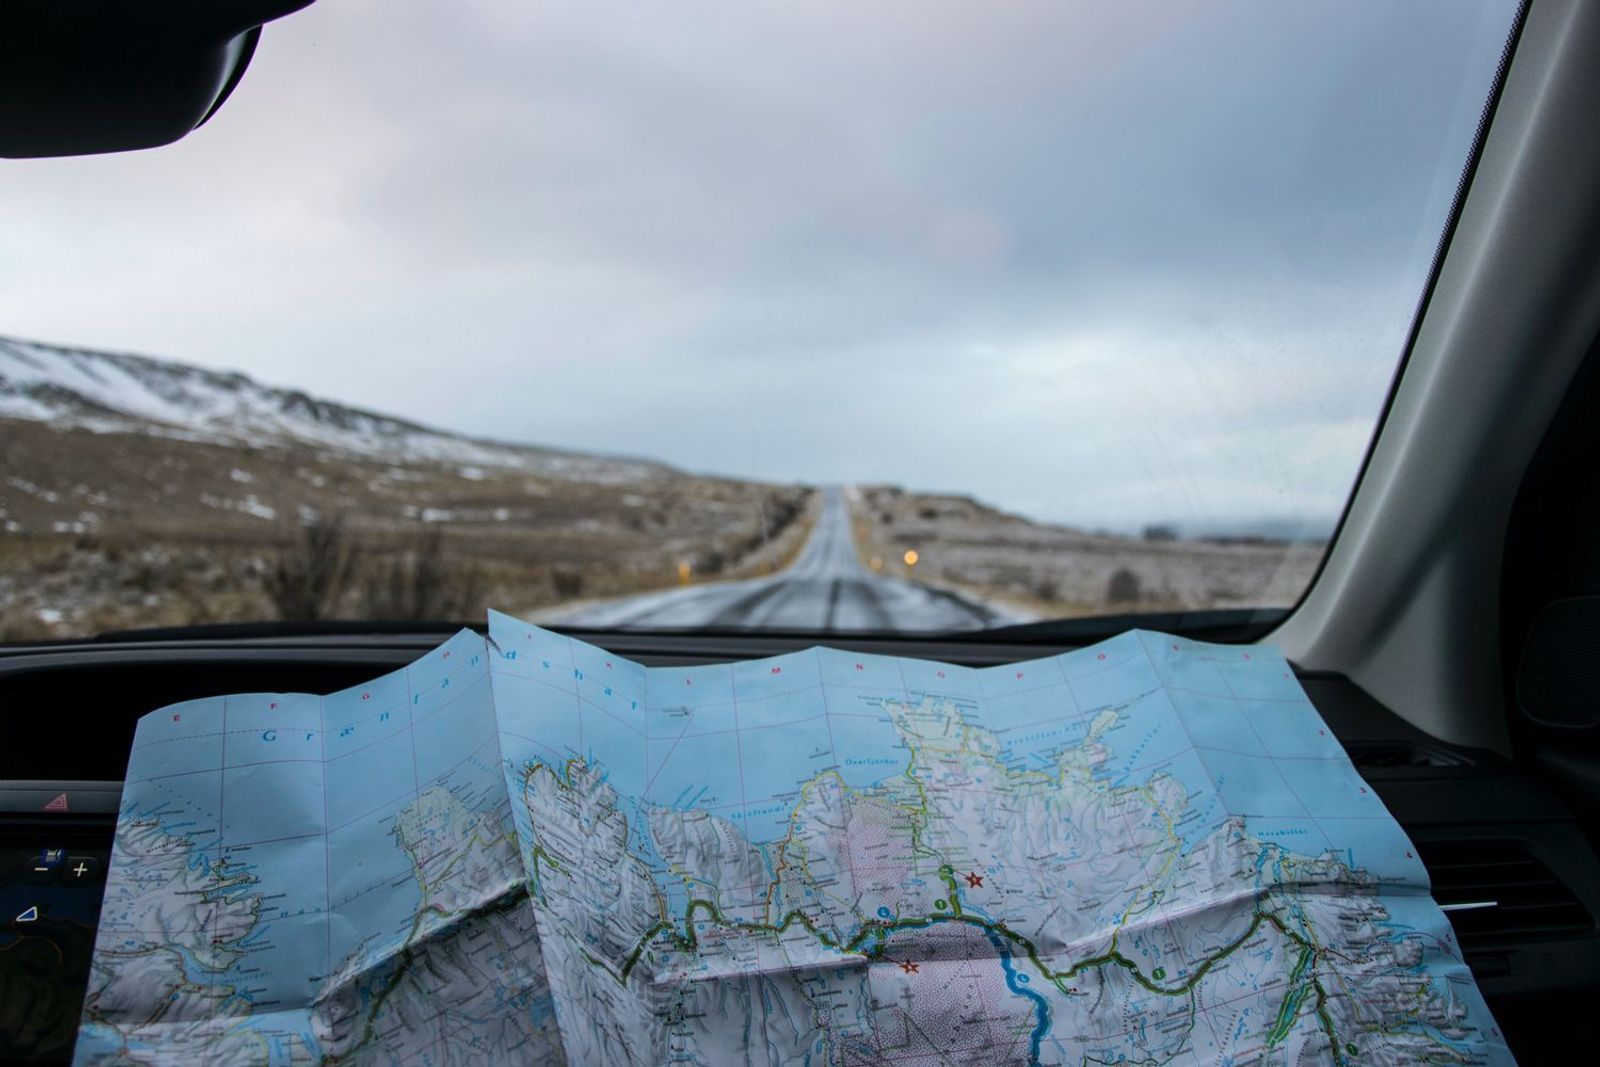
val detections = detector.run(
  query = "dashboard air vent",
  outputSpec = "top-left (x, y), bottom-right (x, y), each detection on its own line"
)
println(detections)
top-left (1416, 838), bottom-right (1592, 946)
top-left (1344, 741), bottom-right (1472, 768)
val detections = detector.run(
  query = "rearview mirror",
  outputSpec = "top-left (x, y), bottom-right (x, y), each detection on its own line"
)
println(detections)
top-left (0, 0), bottom-right (314, 158)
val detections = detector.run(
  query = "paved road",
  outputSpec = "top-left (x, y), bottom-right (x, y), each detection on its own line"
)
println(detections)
top-left (554, 488), bottom-right (1008, 631)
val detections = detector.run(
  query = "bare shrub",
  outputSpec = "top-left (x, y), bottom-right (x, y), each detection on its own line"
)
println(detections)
top-left (758, 494), bottom-right (805, 540)
top-left (264, 515), bottom-right (354, 621)
top-left (360, 528), bottom-right (485, 621)
top-left (1105, 566), bottom-right (1143, 605)
top-left (549, 564), bottom-right (585, 601)
top-left (1034, 577), bottom-right (1061, 602)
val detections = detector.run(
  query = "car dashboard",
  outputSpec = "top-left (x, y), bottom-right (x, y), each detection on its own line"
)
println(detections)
top-left (2, 630), bottom-right (1597, 1063)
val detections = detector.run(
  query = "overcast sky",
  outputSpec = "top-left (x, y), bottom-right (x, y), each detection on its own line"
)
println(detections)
top-left (0, 0), bottom-right (1518, 533)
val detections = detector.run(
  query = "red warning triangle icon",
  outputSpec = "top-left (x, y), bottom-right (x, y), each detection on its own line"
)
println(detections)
top-left (41, 793), bottom-right (69, 812)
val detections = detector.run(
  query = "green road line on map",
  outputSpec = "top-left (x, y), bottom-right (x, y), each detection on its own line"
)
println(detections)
top-left (1314, 980), bottom-right (1349, 1066)
top-left (352, 882), bottom-right (529, 1053)
top-left (1265, 946), bottom-right (1315, 1047)
top-left (529, 742), bottom-right (1354, 1059)
top-left (936, 866), bottom-right (963, 916)
top-left (525, 842), bottom-right (566, 893)
top-left (574, 730), bottom-right (1332, 1001)
top-left (617, 886), bottom-right (1323, 1010)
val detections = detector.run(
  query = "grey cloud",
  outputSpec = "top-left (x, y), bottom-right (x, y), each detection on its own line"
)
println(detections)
top-left (0, 0), bottom-right (1520, 532)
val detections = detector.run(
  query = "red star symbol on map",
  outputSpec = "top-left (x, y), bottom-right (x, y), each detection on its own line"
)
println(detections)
top-left (965, 871), bottom-right (984, 888)
top-left (898, 960), bottom-right (919, 974)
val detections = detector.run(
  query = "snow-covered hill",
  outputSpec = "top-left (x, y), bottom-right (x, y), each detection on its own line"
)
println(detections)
top-left (0, 334), bottom-right (662, 483)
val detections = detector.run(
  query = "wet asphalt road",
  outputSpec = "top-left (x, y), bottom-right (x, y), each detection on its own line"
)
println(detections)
top-left (554, 488), bottom-right (1005, 632)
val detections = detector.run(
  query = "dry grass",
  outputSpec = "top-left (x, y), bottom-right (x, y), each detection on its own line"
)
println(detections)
top-left (849, 485), bottom-right (1323, 620)
top-left (0, 417), bottom-right (814, 637)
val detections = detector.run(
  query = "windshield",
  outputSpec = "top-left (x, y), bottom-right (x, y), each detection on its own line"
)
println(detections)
top-left (0, 1), bottom-right (1522, 639)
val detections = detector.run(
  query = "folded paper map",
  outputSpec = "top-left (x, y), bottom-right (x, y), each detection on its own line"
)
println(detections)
top-left (74, 611), bottom-right (1512, 1064)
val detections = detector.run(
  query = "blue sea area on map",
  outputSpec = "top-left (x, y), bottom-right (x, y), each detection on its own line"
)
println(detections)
top-left (86, 626), bottom-right (520, 1062)
top-left (487, 615), bottom-right (1440, 911)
